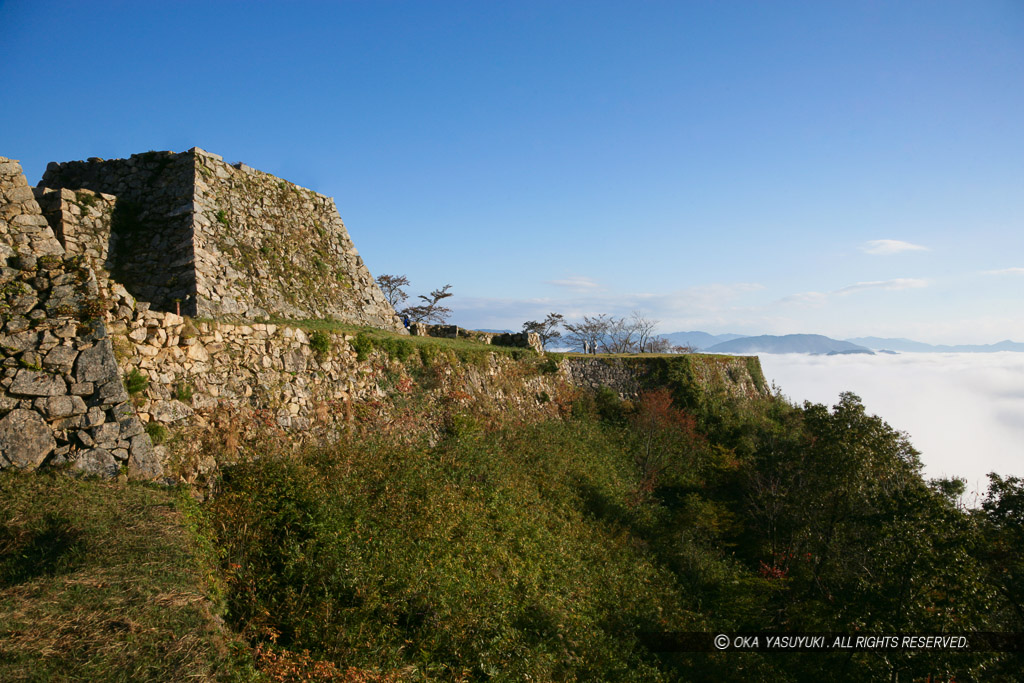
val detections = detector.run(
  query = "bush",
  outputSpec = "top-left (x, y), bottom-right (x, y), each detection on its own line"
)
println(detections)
top-left (376, 336), bottom-right (414, 362)
top-left (350, 332), bottom-right (373, 361)
top-left (174, 383), bottom-right (194, 403)
top-left (309, 331), bottom-right (331, 355)
top-left (145, 421), bottom-right (167, 444)
top-left (125, 368), bottom-right (148, 394)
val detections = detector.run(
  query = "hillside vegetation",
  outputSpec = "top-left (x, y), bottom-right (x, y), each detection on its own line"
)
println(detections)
top-left (2, 345), bottom-right (1022, 681)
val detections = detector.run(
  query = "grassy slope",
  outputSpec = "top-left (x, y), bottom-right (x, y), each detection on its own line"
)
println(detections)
top-left (0, 472), bottom-right (251, 682)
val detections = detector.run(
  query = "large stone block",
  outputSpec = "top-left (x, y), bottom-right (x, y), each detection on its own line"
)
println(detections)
top-left (73, 340), bottom-right (119, 383)
top-left (0, 409), bottom-right (56, 469)
top-left (9, 369), bottom-right (67, 396)
top-left (72, 448), bottom-right (119, 478)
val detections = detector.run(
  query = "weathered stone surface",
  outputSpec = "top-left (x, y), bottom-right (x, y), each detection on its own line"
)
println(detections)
top-left (127, 433), bottom-right (163, 481)
top-left (73, 340), bottom-right (119, 383)
top-left (9, 370), bottom-right (67, 396)
top-left (0, 409), bottom-right (56, 469)
top-left (90, 421), bottom-right (121, 446)
top-left (95, 378), bottom-right (129, 405)
top-left (38, 148), bottom-right (404, 330)
top-left (150, 399), bottom-right (192, 423)
top-left (72, 448), bottom-right (119, 478)
top-left (34, 395), bottom-right (87, 419)
top-left (42, 345), bottom-right (79, 372)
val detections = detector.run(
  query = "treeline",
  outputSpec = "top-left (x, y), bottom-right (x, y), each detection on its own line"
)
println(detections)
top-left (206, 379), bottom-right (1023, 681)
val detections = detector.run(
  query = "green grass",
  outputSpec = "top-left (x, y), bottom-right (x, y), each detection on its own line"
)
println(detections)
top-left (209, 419), bottom-right (740, 681)
top-left (265, 319), bottom-right (542, 364)
top-left (0, 472), bottom-right (254, 682)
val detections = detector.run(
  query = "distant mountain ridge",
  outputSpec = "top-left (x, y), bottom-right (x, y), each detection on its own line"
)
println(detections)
top-left (659, 331), bottom-right (1024, 354)
top-left (661, 331), bottom-right (746, 349)
top-left (844, 337), bottom-right (1024, 353)
top-left (705, 334), bottom-right (873, 355)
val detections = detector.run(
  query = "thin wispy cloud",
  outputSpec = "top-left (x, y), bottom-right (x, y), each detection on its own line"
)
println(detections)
top-left (983, 267), bottom-right (1024, 276)
top-left (780, 279), bottom-right (928, 306)
top-left (545, 275), bottom-right (600, 291)
top-left (780, 291), bottom-right (828, 307)
top-left (452, 282), bottom-right (766, 332)
top-left (861, 239), bottom-right (929, 256)
top-left (835, 278), bottom-right (928, 295)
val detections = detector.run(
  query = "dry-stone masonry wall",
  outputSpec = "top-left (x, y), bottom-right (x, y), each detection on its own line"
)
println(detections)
top-left (38, 151), bottom-right (198, 314)
top-left (39, 148), bottom-right (404, 331)
top-left (6, 147), bottom-right (770, 485)
top-left (191, 149), bottom-right (401, 327)
top-left (559, 355), bottom-right (768, 401)
top-left (409, 323), bottom-right (543, 354)
top-left (0, 157), bottom-right (160, 480)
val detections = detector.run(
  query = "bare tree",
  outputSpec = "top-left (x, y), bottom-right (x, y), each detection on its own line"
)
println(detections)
top-left (630, 311), bottom-right (660, 353)
top-left (564, 314), bottom-right (612, 353)
top-left (400, 284), bottom-right (454, 324)
top-left (602, 316), bottom-right (637, 353)
top-left (522, 313), bottom-right (564, 348)
top-left (376, 274), bottom-right (410, 309)
top-left (563, 312), bottom-right (671, 354)
top-left (647, 337), bottom-right (672, 354)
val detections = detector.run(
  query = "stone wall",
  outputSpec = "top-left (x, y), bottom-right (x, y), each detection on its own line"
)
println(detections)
top-left (0, 157), bottom-right (160, 480)
top-left (559, 354), bottom-right (769, 401)
top-left (34, 187), bottom-right (118, 283)
top-left (38, 148), bottom-right (404, 331)
top-left (191, 149), bottom-right (401, 328)
top-left (5, 149), bottom-right (772, 487)
top-left (38, 151), bottom-right (198, 314)
top-left (409, 322), bottom-right (543, 354)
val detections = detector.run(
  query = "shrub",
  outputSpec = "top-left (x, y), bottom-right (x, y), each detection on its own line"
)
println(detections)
top-left (174, 383), bottom-right (194, 403)
top-left (377, 336), bottom-right (413, 362)
top-left (539, 356), bottom-right (560, 374)
top-left (215, 209), bottom-right (229, 226)
top-left (125, 368), bottom-right (148, 394)
top-left (76, 191), bottom-right (98, 210)
top-left (145, 421), bottom-right (167, 444)
top-left (350, 333), bottom-right (373, 361)
top-left (309, 331), bottom-right (331, 355)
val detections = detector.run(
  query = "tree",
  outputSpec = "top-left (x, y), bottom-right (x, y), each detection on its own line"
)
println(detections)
top-left (630, 311), bottom-right (660, 353)
top-left (564, 314), bottom-right (612, 353)
top-left (376, 274), bottom-right (410, 309)
top-left (602, 317), bottom-right (636, 353)
top-left (630, 389), bottom-right (704, 495)
top-left (522, 313), bottom-right (564, 348)
top-left (400, 284), bottom-right (453, 324)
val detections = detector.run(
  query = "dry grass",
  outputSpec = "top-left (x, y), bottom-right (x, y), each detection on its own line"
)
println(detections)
top-left (0, 472), bottom-right (252, 682)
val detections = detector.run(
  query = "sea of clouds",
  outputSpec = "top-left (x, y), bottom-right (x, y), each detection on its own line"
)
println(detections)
top-left (758, 352), bottom-right (1024, 499)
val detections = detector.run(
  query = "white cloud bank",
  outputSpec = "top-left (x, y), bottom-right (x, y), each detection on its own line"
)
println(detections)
top-left (861, 239), bottom-right (929, 255)
top-left (983, 267), bottom-right (1024, 276)
top-left (759, 352), bottom-right (1024, 498)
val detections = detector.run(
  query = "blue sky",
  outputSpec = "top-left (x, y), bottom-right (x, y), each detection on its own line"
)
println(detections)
top-left (3, 0), bottom-right (1022, 343)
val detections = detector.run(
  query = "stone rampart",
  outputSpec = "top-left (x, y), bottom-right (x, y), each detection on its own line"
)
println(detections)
top-left (38, 151), bottom-right (198, 314)
top-left (409, 322), bottom-right (543, 354)
top-left (5, 149), bottom-right (770, 487)
top-left (0, 157), bottom-right (160, 480)
top-left (38, 148), bottom-right (403, 330)
top-left (559, 354), bottom-right (768, 401)
top-left (191, 149), bottom-right (400, 327)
